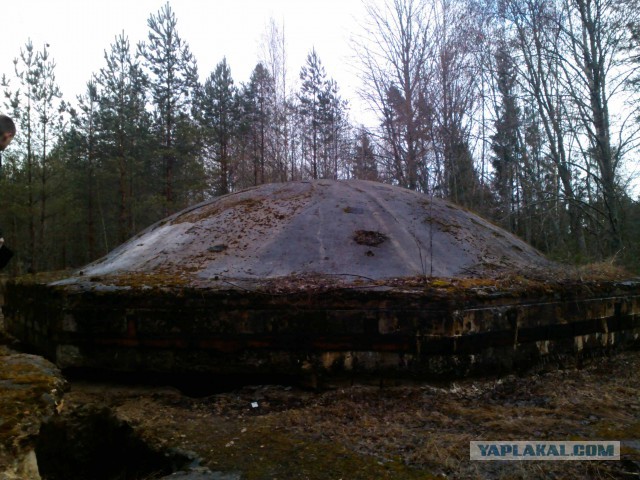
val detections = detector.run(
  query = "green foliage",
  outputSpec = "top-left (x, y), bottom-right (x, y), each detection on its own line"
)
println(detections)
top-left (352, 128), bottom-right (379, 181)
top-left (198, 58), bottom-right (240, 195)
top-left (137, 1), bottom-right (200, 213)
top-left (298, 49), bottom-right (349, 180)
top-left (491, 41), bottom-right (520, 228)
top-left (1, 40), bottom-right (66, 272)
top-left (238, 63), bottom-right (276, 187)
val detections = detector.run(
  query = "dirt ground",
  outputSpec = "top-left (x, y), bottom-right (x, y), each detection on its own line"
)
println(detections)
top-left (55, 349), bottom-right (640, 480)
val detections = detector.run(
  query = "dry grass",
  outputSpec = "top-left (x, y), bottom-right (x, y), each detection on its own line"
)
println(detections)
top-left (56, 349), bottom-right (640, 479)
top-left (569, 260), bottom-right (635, 282)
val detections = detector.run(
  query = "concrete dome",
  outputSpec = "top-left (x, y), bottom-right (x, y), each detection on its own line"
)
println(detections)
top-left (71, 179), bottom-right (549, 284)
top-left (7, 180), bottom-right (640, 380)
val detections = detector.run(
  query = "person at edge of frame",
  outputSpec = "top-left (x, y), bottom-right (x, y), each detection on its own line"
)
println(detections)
top-left (0, 114), bottom-right (16, 270)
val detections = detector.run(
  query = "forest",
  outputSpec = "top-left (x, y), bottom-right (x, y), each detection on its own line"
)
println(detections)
top-left (1, 0), bottom-right (640, 274)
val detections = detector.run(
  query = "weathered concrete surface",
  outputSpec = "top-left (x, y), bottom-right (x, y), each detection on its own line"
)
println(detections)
top-left (58, 179), bottom-right (550, 284)
top-left (0, 345), bottom-right (65, 480)
top-left (5, 274), bottom-right (640, 380)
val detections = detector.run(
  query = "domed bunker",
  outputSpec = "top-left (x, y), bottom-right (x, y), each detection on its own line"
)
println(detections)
top-left (5, 180), bottom-right (640, 380)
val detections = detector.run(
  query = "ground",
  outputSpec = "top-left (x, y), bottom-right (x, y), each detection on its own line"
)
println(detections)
top-left (49, 349), bottom-right (640, 480)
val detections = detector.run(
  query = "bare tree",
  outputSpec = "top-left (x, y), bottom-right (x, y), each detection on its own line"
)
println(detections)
top-left (425, 0), bottom-right (484, 207)
top-left (260, 18), bottom-right (290, 181)
top-left (557, 0), bottom-right (639, 253)
top-left (503, 0), bottom-right (588, 255)
top-left (354, 0), bottom-right (433, 191)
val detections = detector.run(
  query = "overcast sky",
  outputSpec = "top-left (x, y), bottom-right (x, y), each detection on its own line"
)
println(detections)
top-left (2, 0), bottom-right (373, 122)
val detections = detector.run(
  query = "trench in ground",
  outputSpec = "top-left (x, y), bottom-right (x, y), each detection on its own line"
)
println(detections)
top-left (35, 405), bottom-right (196, 480)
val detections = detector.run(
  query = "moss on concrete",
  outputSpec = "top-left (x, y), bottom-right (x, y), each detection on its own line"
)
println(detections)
top-left (0, 349), bottom-right (66, 477)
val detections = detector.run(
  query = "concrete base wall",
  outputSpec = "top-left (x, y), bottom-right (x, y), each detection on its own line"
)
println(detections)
top-left (4, 279), bottom-right (640, 380)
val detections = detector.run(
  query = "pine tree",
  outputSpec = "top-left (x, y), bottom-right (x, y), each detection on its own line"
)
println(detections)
top-left (298, 49), bottom-right (335, 179)
top-left (8, 40), bottom-right (65, 271)
top-left (97, 32), bottom-right (153, 243)
top-left (199, 58), bottom-right (239, 195)
top-left (33, 44), bottom-right (65, 269)
top-left (242, 63), bottom-right (275, 186)
top-left (353, 128), bottom-right (379, 181)
top-left (491, 40), bottom-right (521, 232)
top-left (70, 80), bottom-right (101, 259)
top-left (322, 79), bottom-right (349, 179)
top-left (138, 2), bottom-right (199, 214)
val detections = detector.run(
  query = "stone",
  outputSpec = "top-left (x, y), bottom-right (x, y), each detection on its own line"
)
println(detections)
top-left (0, 349), bottom-right (66, 480)
top-left (159, 468), bottom-right (242, 479)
